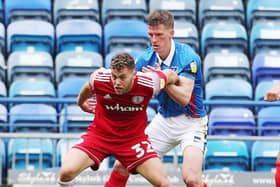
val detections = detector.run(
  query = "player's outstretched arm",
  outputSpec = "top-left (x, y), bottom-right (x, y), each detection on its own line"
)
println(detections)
top-left (264, 81), bottom-right (280, 101)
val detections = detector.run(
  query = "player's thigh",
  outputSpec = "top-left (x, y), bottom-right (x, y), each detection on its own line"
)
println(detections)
top-left (61, 148), bottom-right (96, 174)
top-left (136, 157), bottom-right (169, 185)
top-left (182, 146), bottom-right (204, 177)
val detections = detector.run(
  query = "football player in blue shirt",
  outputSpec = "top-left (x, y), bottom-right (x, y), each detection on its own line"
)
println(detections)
top-left (105, 10), bottom-right (208, 187)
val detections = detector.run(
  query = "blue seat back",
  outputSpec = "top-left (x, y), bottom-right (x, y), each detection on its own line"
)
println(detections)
top-left (258, 107), bottom-right (280, 136)
top-left (251, 141), bottom-right (279, 171)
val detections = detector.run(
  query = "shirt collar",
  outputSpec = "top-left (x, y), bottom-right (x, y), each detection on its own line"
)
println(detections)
top-left (156, 40), bottom-right (175, 67)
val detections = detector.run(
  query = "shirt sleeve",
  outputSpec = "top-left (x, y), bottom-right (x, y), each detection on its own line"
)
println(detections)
top-left (88, 67), bottom-right (106, 92)
top-left (145, 71), bottom-right (167, 96)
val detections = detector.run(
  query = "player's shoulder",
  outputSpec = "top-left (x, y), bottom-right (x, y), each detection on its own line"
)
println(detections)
top-left (94, 68), bottom-right (111, 81)
top-left (136, 72), bottom-right (155, 88)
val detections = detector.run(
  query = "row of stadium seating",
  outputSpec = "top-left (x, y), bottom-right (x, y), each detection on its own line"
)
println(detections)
top-left (0, 138), bottom-right (278, 173)
top-left (0, 0), bottom-right (277, 28)
top-left (0, 18), bottom-right (279, 58)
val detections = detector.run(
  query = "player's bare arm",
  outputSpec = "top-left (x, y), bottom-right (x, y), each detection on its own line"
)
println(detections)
top-left (165, 76), bottom-right (194, 106)
top-left (77, 83), bottom-right (95, 113)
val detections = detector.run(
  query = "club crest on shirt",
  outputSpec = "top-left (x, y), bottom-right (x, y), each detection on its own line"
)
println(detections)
top-left (190, 61), bottom-right (197, 73)
top-left (132, 96), bottom-right (144, 104)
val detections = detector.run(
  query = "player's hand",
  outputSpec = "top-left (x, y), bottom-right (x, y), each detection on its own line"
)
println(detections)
top-left (80, 98), bottom-right (97, 114)
top-left (264, 91), bottom-right (279, 101)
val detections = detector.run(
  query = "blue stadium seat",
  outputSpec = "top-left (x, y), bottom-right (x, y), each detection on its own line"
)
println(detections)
top-left (55, 51), bottom-right (103, 84)
top-left (200, 23), bottom-right (247, 57)
top-left (4, 0), bottom-right (52, 25)
top-left (0, 105), bottom-right (7, 132)
top-left (199, 0), bottom-right (244, 29)
top-left (104, 20), bottom-right (149, 54)
top-left (7, 20), bottom-right (54, 54)
top-left (205, 78), bottom-right (253, 101)
top-left (251, 141), bottom-right (279, 171)
top-left (205, 140), bottom-right (249, 171)
top-left (102, 0), bottom-right (147, 24)
top-left (9, 104), bottom-right (58, 133)
top-left (247, 0), bottom-right (280, 29)
top-left (54, 0), bottom-right (100, 24)
top-left (59, 105), bottom-right (93, 133)
top-left (7, 51), bottom-right (54, 84)
top-left (149, 98), bottom-right (159, 112)
top-left (0, 23), bottom-right (5, 54)
top-left (250, 24), bottom-right (280, 58)
top-left (0, 54), bottom-right (5, 82)
top-left (57, 78), bottom-right (87, 111)
top-left (0, 1), bottom-right (3, 23)
top-left (56, 19), bottom-right (102, 53)
top-left (208, 107), bottom-right (256, 136)
top-left (0, 80), bottom-right (6, 98)
top-left (203, 52), bottom-right (250, 83)
top-left (149, 0), bottom-right (196, 24)
top-left (56, 138), bottom-right (82, 167)
top-left (252, 53), bottom-right (280, 87)
top-left (9, 79), bottom-right (56, 99)
top-left (104, 50), bottom-right (141, 68)
top-left (8, 138), bottom-right (54, 170)
top-left (258, 107), bottom-right (280, 136)
top-left (174, 21), bottom-right (199, 52)
top-left (0, 139), bottom-right (6, 181)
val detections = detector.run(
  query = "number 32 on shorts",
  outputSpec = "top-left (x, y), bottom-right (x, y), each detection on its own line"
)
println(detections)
top-left (131, 141), bottom-right (155, 158)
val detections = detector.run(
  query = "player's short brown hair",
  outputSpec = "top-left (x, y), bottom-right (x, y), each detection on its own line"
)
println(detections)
top-left (147, 10), bottom-right (174, 29)
top-left (111, 53), bottom-right (135, 71)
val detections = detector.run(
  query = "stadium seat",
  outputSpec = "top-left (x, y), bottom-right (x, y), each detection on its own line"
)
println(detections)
top-left (247, 0), bottom-right (280, 29)
top-left (258, 107), bottom-right (280, 136)
top-left (199, 0), bottom-right (245, 29)
top-left (203, 52), bottom-right (250, 83)
top-left (56, 19), bottom-right (102, 53)
top-left (55, 51), bottom-right (103, 84)
top-left (149, 98), bottom-right (159, 112)
top-left (252, 53), bottom-right (280, 87)
top-left (251, 140), bottom-right (279, 171)
top-left (0, 54), bottom-right (5, 82)
top-left (205, 78), bottom-right (253, 101)
top-left (57, 78), bottom-right (88, 111)
top-left (9, 79), bottom-right (56, 99)
top-left (59, 105), bottom-right (93, 133)
top-left (0, 80), bottom-right (6, 98)
top-left (250, 24), bottom-right (280, 58)
top-left (0, 1), bottom-right (3, 23)
top-left (200, 23), bottom-right (247, 57)
top-left (208, 107), bottom-right (256, 136)
top-left (174, 21), bottom-right (199, 52)
top-left (0, 139), bottom-right (5, 182)
top-left (8, 138), bottom-right (54, 170)
top-left (7, 51), bottom-right (54, 84)
top-left (149, 0), bottom-right (196, 24)
top-left (0, 23), bottom-right (5, 54)
top-left (102, 0), bottom-right (147, 25)
top-left (104, 20), bottom-right (149, 54)
top-left (104, 50), bottom-right (141, 68)
top-left (9, 104), bottom-right (58, 133)
top-left (4, 0), bottom-right (52, 25)
top-left (54, 0), bottom-right (100, 24)
top-left (0, 105), bottom-right (7, 132)
top-left (7, 20), bottom-right (54, 54)
top-left (205, 140), bottom-right (249, 171)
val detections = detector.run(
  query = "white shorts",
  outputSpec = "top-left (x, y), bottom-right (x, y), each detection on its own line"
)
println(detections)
top-left (145, 113), bottom-right (208, 157)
